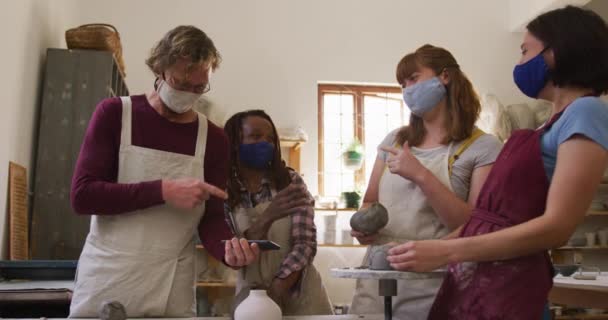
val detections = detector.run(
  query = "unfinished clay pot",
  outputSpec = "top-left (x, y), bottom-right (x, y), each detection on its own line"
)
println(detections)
top-left (368, 244), bottom-right (393, 270)
top-left (350, 202), bottom-right (389, 234)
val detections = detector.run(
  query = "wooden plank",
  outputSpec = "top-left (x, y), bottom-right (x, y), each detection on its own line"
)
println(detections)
top-left (588, 210), bottom-right (608, 216)
top-left (8, 162), bottom-right (29, 260)
top-left (557, 246), bottom-right (608, 250)
top-left (318, 85), bottom-right (325, 195)
top-left (549, 286), bottom-right (608, 309)
top-left (319, 244), bottom-right (365, 248)
top-left (288, 146), bottom-right (301, 173)
top-left (196, 282), bottom-right (236, 288)
top-left (354, 89), bottom-right (365, 188)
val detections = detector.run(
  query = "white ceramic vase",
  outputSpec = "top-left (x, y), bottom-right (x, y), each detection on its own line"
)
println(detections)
top-left (234, 289), bottom-right (282, 320)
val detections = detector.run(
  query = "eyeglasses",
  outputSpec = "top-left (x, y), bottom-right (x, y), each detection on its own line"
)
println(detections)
top-left (165, 74), bottom-right (211, 94)
top-left (171, 80), bottom-right (211, 94)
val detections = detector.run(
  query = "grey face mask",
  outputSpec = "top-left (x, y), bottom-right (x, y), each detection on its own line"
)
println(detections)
top-left (402, 77), bottom-right (447, 117)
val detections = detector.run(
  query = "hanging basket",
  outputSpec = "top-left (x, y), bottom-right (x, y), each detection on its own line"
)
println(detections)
top-left (342, 150), bottom-right (363, 170)
top-left (65, 23), bottom-right (126, 77)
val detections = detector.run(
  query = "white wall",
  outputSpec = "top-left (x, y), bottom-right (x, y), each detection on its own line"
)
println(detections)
top-left (509, 0), bottom-right (590, 31)
top-left (0, 0), bottom-right (72, 258)
top-left (61, 0), bottom-right (527, 196)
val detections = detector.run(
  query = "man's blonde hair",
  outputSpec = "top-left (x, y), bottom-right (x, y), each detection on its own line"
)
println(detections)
top-left (146, 25), bottom-right (221, 76)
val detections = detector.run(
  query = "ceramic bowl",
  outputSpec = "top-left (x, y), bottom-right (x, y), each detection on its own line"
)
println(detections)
top-left (553, 264), bottom-right (579, 277)
top-left (568, 237), bottom-right (587, 247)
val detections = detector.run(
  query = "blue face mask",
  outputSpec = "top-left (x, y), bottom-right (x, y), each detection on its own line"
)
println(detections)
top-left (403, 77), bottom-right (447, 117)
top-left (513, 51), bottom-right (549, 98)
top-left (239, 141), bottom-right (274, 169)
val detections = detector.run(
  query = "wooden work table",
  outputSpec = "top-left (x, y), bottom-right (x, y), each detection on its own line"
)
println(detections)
top-left (550, 273), bottom-right (608, 309)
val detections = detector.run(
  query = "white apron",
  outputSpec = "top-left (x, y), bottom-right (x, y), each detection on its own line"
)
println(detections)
top-left (350, 143), bottom-right (453, 320)
top-left (69, 96), bottom-right (208, 317)
top-left (232, 196), bottom-right (333, 315)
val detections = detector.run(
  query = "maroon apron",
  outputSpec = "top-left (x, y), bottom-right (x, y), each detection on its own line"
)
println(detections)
top-left (427, 111), bottom-right (566, 320)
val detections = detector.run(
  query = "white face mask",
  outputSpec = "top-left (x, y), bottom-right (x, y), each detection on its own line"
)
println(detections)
top-left (157, 80), bottom-right (202, 114)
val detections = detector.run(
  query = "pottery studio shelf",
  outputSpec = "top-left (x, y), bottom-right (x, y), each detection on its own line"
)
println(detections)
top-left (280, 138), bottom-right (306, 173)
top-left (556, 246), bottom-right (608, 251)
top-left (319, 244), bottom-right (366, 248)
top-left (556, 314), bottom-right (608, 319)
top-left (196, 281), bottom-right (236, 288)
top-left (588, 210), bottom-right (608, 216)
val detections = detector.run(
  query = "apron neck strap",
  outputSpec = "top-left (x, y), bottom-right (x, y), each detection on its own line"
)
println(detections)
top-left (448, 127), bottom-right (485, 176)
top-left (194, 112), bottom-right (208, 159)
top-left (119, 96), bottom-right (133, 147)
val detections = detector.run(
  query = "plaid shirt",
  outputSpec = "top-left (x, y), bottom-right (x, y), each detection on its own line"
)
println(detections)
top-left (224, 170), bottom-right (317, 280)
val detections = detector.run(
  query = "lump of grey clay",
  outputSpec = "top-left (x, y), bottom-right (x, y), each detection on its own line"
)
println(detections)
top-left (368, 244), bottom-right (394, 270)
top-left (350, 202), bottom-right (389, 234)
top-left (99, 301), bottom-right (127, 320)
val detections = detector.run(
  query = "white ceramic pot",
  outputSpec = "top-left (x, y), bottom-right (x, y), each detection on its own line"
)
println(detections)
top-left (341, 229), bottom-right (354, 245)
top-left (598, 229), bottom-right (608, 246)
top-left (322, 230), bottom-right (336, 244)
top-left (322, 214), bottom-right (337, 230)
top-left (234, 290), bottom-right (281, 320)
top-left (585, 232), bottom-right (597, 247)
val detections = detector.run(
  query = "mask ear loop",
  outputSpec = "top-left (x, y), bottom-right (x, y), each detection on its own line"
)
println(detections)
top-left (540, 46), bottom-right (553, 81)
top-left (154, 71), bottom-right (170, 91)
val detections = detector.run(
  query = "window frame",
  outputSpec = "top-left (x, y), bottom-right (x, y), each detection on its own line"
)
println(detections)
top-left (317, 83), bottom-right (402, 196)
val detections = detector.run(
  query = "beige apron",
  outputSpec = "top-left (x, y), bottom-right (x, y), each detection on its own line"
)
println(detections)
top-left (69, 96), bottom-right (208, 317)
top-left (232, 196), bottom-right (333, 315)
top-left (350, 143), bottom-right (453, 320)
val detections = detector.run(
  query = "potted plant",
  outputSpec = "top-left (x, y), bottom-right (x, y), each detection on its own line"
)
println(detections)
top-left (342, 139), bottom-right (364, 170)
top-left (341, 191), bottom-right (362, 209)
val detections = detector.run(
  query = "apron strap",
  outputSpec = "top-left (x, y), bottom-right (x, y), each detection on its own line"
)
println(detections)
top-left (193, 112), bottom-right (208, 182)
top-left (448, 127), bottom-right (485, 176)
top-left (119, 96), bottom-right (133, 147)
top-left (194, 112), bottom-right (209, 161)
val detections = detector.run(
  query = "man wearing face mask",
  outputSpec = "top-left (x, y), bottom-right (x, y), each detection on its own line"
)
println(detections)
top-left (69, 26), bottom-right (259, 317)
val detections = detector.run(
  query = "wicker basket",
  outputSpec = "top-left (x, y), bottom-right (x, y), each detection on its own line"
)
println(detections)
top-left (65, 23), bottom-right (126, 77)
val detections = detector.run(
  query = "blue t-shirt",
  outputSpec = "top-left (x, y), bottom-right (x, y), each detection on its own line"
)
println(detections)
top-left (541, 96), bottom-right (608, 179)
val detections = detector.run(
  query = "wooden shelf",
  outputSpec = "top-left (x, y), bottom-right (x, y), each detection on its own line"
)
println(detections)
top-left (557, 246), bottom-right (608, 250)
top-left (280, 139), bottom-right (306, 149)
top-left (319, 244), bottom-right (366, 248)
top-left (196, 281), bottom-right (236, 288)
top-left (556, 314), bottom-right (608, 319)
top-left (280, 138), bottom-right (306, 172)
top-left (588, 210), bottom-right (608, 216)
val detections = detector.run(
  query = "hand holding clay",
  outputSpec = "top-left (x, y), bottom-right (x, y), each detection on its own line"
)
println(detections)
top-left (369, 244), bottom-right (396, 270)
top-left (350, 202), bottom-right (389, 234)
